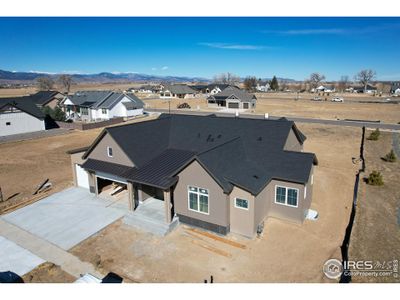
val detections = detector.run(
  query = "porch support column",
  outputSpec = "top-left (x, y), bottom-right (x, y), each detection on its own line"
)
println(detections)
top-left (127, 182), bottom-right (134, 211)
top-left (164, 189), bottom-right (172, 223)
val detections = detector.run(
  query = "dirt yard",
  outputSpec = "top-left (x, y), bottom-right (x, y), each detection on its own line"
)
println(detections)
top-left (70, 123), bottom-right (360, 283)
top-left (22, 262), bottom-right (76, 283)
top-left (0, 115), bottom-right (157, 213)
top-left (349, 131), bottom-right (400, 283)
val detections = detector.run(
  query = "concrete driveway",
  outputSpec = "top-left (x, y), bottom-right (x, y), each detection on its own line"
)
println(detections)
top-left (0, 236), bottom-right (45, 276)
top-left (1, 187), bottom-right (126, 250)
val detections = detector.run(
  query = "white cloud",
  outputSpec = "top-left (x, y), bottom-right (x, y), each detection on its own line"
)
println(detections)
top-left (161, 66), bottom-right (169, 70)
top-left (263, 28), bottom-right (345, 35)
top-left (198, 42), bottom-right (268, 50)
top-left (28, 70), bottom-right (56, 74)
top-left (151, 67), bottom-right (157, 71)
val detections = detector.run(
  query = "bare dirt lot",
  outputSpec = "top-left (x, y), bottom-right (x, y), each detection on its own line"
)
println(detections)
top-left (70, 123), bottom-right (360, 283)
top-left (0, 116), bottom-right (157, 213)
top-left (142, 93), bottom-right (400, 124)
top-left (22, 262), bottom-right (76, 283)
top-left (349, 131), bottom-right (400, 283)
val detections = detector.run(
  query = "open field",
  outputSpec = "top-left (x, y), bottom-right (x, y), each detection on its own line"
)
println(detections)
top-left (142, 94), bottom-right (400, 124)
top-left (0, 115), bottom-right (157, 213)
top-left (70, 123), bottom-right (360, 282)
top-left (349, 131), bottom-right (400, 283)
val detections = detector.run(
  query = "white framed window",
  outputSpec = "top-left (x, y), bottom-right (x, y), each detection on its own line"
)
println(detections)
top-left (102, 108), bottom-right (107, 114)
top-left (107, 147), bottom-right (113, 157)
top-left (275, 185), bottom-right (299, 207)
top-left (188, 186), bottom-right (209, 214)
top-left (234, 198), bottom-right (249, 210)
top-left (80, 107), bottom-right (88, 115)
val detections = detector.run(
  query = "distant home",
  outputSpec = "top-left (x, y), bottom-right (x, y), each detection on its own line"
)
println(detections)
top-left (206, 84), bottom-right (231, 95)
top-left (132, 85), bottom-right (162, 94)
top-left (352, 84), bottom-right (377, 94)
top-left (207, 86), bottom-right (257, 109)
top-left (29, 90), bottom-right (64, 109)
top-left (159, 84), bottom-right (197, 99)
top-left (0, 97), bottom-right (46, 136)
top-left (390, 82), bottom-right (400, 95)
top-left (61, 91), bottom-right (145, 122)
top-left (256, 81), bottom-right (270, 92)
top-left (314, 85), bottom-right (335, 93)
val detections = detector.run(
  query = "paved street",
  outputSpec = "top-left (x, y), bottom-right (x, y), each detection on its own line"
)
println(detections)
top-left (146, 108), bottom-right (400, 131)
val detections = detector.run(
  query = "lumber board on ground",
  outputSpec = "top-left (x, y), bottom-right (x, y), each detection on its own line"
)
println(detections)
top-left (186, 227), bottom-right (246, 249)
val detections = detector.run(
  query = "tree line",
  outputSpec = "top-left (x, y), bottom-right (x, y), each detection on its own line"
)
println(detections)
top-left (36, 74), bottom-right (73, 93)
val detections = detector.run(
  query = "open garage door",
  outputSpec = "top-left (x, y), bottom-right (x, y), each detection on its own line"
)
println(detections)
top-left (95, 173), bottom-right (128, 199)
top-left (75, 164), bottom-right (89, 189)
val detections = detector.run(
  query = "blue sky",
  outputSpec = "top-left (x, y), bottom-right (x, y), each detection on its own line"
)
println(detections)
top-left (0, 17), bottom-right (399, 80)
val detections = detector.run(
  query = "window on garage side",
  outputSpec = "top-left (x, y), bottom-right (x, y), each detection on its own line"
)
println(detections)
top-left (188, 186), bottom-right (209, 214)
top-left (102, 108), bottom-right (107, 114)
top-left (235, 198), bottom-right (249, 210)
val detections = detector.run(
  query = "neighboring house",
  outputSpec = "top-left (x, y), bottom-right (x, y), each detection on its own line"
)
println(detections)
top-left (314, 85), bottom-right (335, 93)
top-left (159, 84), bottom-right (197, 99)
top-left (0, 97), bottom-right (46, 136)
top-left (70, 114), bottom-right (317, 238)
top-left (390, 82), bottom-right (400, 95)
top-left (29, 90), bottom-right (64, 109)
top-left (256, 81), bottom-right (270, 92)
top-left (190, 84), bottom-right (209, 93)
top-left (353, 84), bottom-right (377, 94)
top-left (207, 86), bottom-right (257, 109)
top-left (61, 91), bottom-right (145, 122)
top-left (206, 84), bottom-right (231, 95)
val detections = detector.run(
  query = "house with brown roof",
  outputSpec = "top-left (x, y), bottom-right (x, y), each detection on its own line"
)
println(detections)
top-left (69, 114), bottom-right (317, 238)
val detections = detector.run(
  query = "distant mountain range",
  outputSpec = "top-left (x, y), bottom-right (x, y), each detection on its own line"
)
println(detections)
top-left (0, 69), bottom-right (296, 84)
top-left (0, 69), bottom-right (210, 84)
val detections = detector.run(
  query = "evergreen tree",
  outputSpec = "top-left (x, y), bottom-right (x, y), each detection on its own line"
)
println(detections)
top-left (270, 76), bottom-right (279, 91)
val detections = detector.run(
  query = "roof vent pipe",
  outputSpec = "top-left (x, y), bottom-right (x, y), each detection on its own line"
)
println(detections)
top-left (264, 113), bottom-right (269, 119)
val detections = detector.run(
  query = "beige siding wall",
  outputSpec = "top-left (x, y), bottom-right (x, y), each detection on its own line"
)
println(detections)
top-left (87, 133), bottom-right (134, 167)
top-left (284, 128), bottom-right (303, 152)
top-left (229, 187), bottom-right (255, 237)
top-left (174, 160), bottom-right (229, 227)
top-left (262, 179), bottom-right (307, 224)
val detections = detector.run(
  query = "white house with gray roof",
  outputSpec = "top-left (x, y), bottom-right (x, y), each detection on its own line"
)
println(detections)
top-left (62, 91), bottom-right (145, 122)
top-left (207, 86), bottom-right (257, 110)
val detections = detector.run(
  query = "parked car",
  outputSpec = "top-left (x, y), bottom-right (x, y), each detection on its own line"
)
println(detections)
top-left (331, 97), bottom-right (344, 102)
top-left (311, 96), bottom-right (322, 101)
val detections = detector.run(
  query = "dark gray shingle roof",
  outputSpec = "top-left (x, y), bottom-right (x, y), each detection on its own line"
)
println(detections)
top-left (83, 114), bottom-right (316, 194)
top-left (29, 91), bottom-right (62, 106)
top-left (0, 97), bottom-right (45, 119)
top-left (67, 91), bottom-right (144, 109)
top-left (163, 84), bottom-right (197, 95)
top-left (208, 86), bottom-right (256, 103)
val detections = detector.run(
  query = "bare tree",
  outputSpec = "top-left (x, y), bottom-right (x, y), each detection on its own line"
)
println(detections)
top-left (308, 73), bottom-right (326, 91)
top-left (36, 77), bottom-right (54, 91)
top-left (338, 75), bottom-right (349, 92)
top-left (243, 76), bottom-right (257, 92)
top-left (355, 69), bottom-right (376, 92)
top-left (213, 72), bottom-right (240, 85)
top-left (58, 75), bottom-right (73, 93)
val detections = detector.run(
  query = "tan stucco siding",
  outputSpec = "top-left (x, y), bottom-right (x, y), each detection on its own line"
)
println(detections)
top-left (174, 160), bottom-right (229, 227)
top-left (284, 128), bottom-right (303, 152)
top-left (263, 179), bottom-right (307, 223)
top-left (87, 132), bottom-right (134, 167)
top-left (229, 187), bottom-right (255, 237)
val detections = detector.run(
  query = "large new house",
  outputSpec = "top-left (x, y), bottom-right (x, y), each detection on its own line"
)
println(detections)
top-left (0, 97), bottom-right (46, 136)
top-left (62, 91), bottom-right (145, 122)
top-left (70, 114), bottom-right (317, 238)
top-left (207, 86), bottom-right (257, 109)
